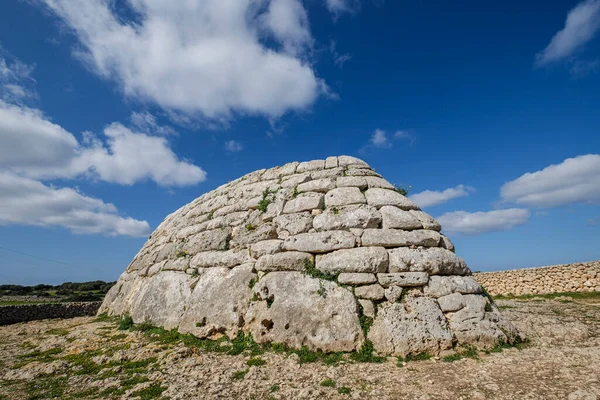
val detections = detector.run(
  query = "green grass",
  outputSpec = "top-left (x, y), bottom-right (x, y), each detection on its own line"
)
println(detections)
top-left (130, 382), bottom-right (168, 399)
top-left (269, 385), bottom-right (280, 392)
top-left (303, 258), bottom-right (338, 282)
top-left (494, 291), bottom-right (600, 301)
top-left (338, 387), bottom-right (352, 394)
top-left (232, 369), bottom-right (249, 380)
top-left (119, 314), bottom-right (134, 330)
top-left (26, 376), bottom-right (68, 400)
top-left (46, 328), bottom-right (70, 336)
top-left (246, 357), bottom-right (266, 366)
top-left (15, 347), bottom-right (63, 366)
top-left (320, 379), bottom-right (336, 387)
top-left (442, 353), bottom-right (463, 362)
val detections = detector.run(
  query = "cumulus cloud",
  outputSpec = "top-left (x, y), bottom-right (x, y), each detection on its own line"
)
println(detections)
top-left (409, 185), bottom-right (475, 208)
top-left (500, 154), bottom-right (600, 208)
top-left (224, 140), bottom-right (243, 153)
top-left (330, 40), bottom-right (351, 68)
top-left (325, 0), bottom-right (359, 16)
top-left (370, 129), bottom-right (390, 148)
top-left (0, 102), bottom-right (206, 187)
top-left (0, 172), bottom-right (150, 237)
top-left (437, 209), bottom-right (531, 235)
top-left (130, 111), bottom-right (175, 136)
top-left (536, 0), bottom-right (600, 66)
top-left (361, 128), bottom-right (416, 152)
top-left (36, 0), bottom-right (325, 119)
top-left (0, 47), bottom-right (37, 103)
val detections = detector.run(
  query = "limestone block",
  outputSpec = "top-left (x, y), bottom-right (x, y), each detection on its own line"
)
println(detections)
top-left (324, 187), bottom-right (367, 207)
top-left (175, 223), bottom-right (206, 240)
top-left (261, 162), bottom-right (298, 180)
top-left (355, 284), bottom-right (385, 301)
top-left (297, 178), bottom-right (336, 193)
top-left (311, 167), bottom-right (345, 179)
top-left (316, 247), bottom-right (388, 274)
top-left (183, 228), bottom-right (232, 255)
top-left (190, 249), bottom-right (252, 268)
top-left (162, 257), bottom-right (190, 272)
top-left (365, 188), bottom-right (420, 210)
top-left (338, 155), bottom-right (370, 168)
top-left (424, 276), bottom-right (483, 298)
top-left (255, 251), bottom-right (313, 272)
top-left (245, 272), bottom-right (363, 352)
top-left (365, 176), bottom-right (395, 190)
top-left (179, 265), bottom-right (256, 339)
top-left (368, 297), bottom-right (453, 357)
top-left (273, 212), bottom-right (314, 235)
top-left (283, 231), bottom-right (356, 253)
top-left (325, 156), bottom-right (338, 169)
top-left (387, 247), bottom-right (470, 275)
top-left (409, 210), bottom-right (441, 231)
top-left (338, 273), bottom-right (377, 285)
top-left (377, 272), bottom-right (429, 287)
top-left (313, 205), bottom-right (381, 231)
top-left (345, 168), bottom-right (381, 177)
top-left (230, 224), bottom-right (278, 248)
top-left (380, 206), bottom-right (423, 230)
top-left (384, 286), bottom-right (403, 302)
top-left (336, 176), bottom-right (368, 189)
top-left (362, 229), bottom-right (441, 248)
top-left (282, 193), bottom-right (324, 214)
top-left (439, 234), bottom-right (455, 252)
top-left (358, 299), bottom-right (375, 318)
top-left (297, 159), bottom-right (325, 173)
top-left (249, 239), bottom-right (283, 259)
top-left (281, 173), bottom-right (311, 188)
top-left (437, 293), bottom-right (465, 312)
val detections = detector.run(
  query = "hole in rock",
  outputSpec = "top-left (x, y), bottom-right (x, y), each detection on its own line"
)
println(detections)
top-left (261, 319), bottom-right (274, 331)
top-left (284, 323), bottom-right (290, 330)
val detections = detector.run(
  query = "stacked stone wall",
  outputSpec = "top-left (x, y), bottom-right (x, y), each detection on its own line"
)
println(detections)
top-left (100, 156), bottom-right (518, 357)
top-left (0, 302), bottom-right (101, 325)
top-left (474, 261), bottom-right (600, 296)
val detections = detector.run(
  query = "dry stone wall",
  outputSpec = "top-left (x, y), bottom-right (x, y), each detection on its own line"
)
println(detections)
top-left (474, 261), bottom-right (600, 296)
top-left (100, 156), bottom-right (518, 357)
top-left (0, 302), bottom-right (101, 326)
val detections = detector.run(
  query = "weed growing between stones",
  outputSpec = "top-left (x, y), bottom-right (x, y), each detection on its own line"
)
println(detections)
top-left (246, 357), bottom-right (266, 366)
top-left (245, 223), bottom-right (256, 231)
top-left (442, 346), bottom-right (479, 362)
top-left (119, 314), bottom-right (134, 330)
top-left (292, 186), bottom-right (299, 199)
top-left (320, 379), bottom-right (336, 387)
top-left (393, 184), bottom-right (411, 196)
top-left (303, 259), bottom-right (338, 282)
top-left (46, 328), bottom-right (70, 336)
top-left (257, 188), bottom-right (275, 213)
top-left (176, 250), bottom-right (189, 258)
top-left (248, 277), bottom-right (258, 289)
top-left (232, 369), bottom-right (249, 380)
top-left (351, 302), bottom-right (385, 363)
top-left (269, 385), bottom-right (280, 392)
top-left (339, 387), bottom-right (352, 394)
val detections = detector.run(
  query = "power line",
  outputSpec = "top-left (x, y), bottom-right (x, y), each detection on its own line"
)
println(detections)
top-left (0, 245), bottom-right (75, 267)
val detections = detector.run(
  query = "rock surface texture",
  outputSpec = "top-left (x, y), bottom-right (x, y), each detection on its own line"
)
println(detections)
top-left (100, 156), bottom-right (518, 357)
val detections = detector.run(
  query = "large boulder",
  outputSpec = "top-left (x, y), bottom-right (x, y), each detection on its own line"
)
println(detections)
top-left (99, 156), bottom-right (518, 356)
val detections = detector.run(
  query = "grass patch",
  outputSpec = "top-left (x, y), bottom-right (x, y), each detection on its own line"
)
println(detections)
top-left (246, 357), bottom-right (266, 366)
top-left (338, 387), bottom-right (352, 394)
top-left (257, 188), bottom-right (275, 213)
top-left (15, 347), bottom-right (63, 367)
top-left (269, 385), bottom-right (280, 392)
top-left (46, 328), bottom-right (70, 336)
top-left (494, 291), bottom-right (600, 301)
top-left (130, 382), bottom-right (168, 399)
top-left (320, 379), bottom-right (336, 387)
top-left (25, 376), bottom-right (67, 400)
top-left (397, 352), bottom-right (433, 364)
top-left (119, 314), bottom-right (134, 330)
top-left (350, 340), bottom-right (385, 363)
top-left (70, 387), bottom-right (100, 398)
top-left (232, 369), bottom-right (249, 380)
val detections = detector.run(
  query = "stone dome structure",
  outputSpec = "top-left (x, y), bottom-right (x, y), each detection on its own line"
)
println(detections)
top-left (100, 156), bottom-right (518, 357)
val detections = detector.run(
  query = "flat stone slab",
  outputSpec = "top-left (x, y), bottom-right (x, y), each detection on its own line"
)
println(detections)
top-left (362, 229), bottom-right (441, 247)
top-left (283, 231), bottom-right (357, 253)
top-left (354, 284), bottom-right (385, 300)
top-left (282, 193), bottom-right (324, 214)
top-left (324, 187), bottom-right (367, 207)
top-left (337, 273), bottom-right (377, 285)
top-left (190, 250), bottom-right (252, 268)
top-left (380, 206), bottom-right (423, 230)
top-left (364, 188), bottom-right (420, 210)
top-left (377, 272), bottom-right (429, 287)
top-left (424, 276), bottom-right (483, 298)
top-left (255, 251), bottom-right (313, 272)
top-left (313, 205), bottom-right (381, 231)
top-left (316, 247), bottom-right (388, 274)
top-left (297, 178), bottom-right (336, 193)
top-left (387, 247), bottom-right (470, 275)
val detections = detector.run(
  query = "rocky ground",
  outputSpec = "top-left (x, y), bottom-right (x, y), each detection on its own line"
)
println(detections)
top-left (1, 296), bottom-right (599, 400)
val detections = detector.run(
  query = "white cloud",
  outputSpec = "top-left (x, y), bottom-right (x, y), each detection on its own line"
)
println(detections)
top-left (500, 154), bottom-right (600, 208)
top-left (0, 47), bottom-right (37, 103)
top-left (0, 102), bottom-right (206, 187)
top-left (325, 0), bottom-right (359, 16)
top-left (224, 140), bottom-right (243, 153)
top-left (330, 40), bottom-right (351, 68)
top-left (536, 0), bottom-right (600, 66)
top-left (0, 172), bottom-right (150, 237)
top-left (36, 0), bottom-right (325, 119)
top-left (437, 209), bottom-right (531, 235)
top-left (370, 129), bottom-right (390, 148)
top-left (409, 185), bottom-right (475, 208)
top-left (394, 129), bottom-right (416, 144)
top-left (570, 58), bottom-right (600, 77)
top-left (130, 111), bottom-right (175, 136)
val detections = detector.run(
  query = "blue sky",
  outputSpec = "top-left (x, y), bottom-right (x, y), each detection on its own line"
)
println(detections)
top-left (0, 0), bottom-right (599, 284)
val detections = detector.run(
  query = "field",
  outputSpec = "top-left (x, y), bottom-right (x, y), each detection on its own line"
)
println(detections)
top-left (0, 281), bottom-right (115, 306)
top-left (1, 293), bottom-right (599, 399)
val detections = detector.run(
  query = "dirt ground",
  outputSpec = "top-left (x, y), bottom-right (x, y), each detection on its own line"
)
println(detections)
top-left (1, 297), bottom-right (599, 400)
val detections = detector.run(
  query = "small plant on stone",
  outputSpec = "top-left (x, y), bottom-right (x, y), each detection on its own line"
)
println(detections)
top-left (393, 184), bottom-right (411, 196)
top-left (248, 277), bottom-right (258, 289)
top-left (207, 211), bottom-right (214, 219)
top-left (292, 186), bottom-right (299, 199)
top-left (257, 188), bottom-right (274, 213)
top-left (317, 280), bottom-right (327, 298)
top-left (331, 207), bottom-right (339, 215)
top-left (303, 258), bottom-right (338, 282)
top-left (245, 223), bottom-right (257, 231)
top-left (320, 379), bottom-right (336, 387)
top-left (269, 385), bottom-right (280, 392)
top-left (190, 269), bottom-right (199, 277)
top-left (176, 250), bottom-right (189, 258)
